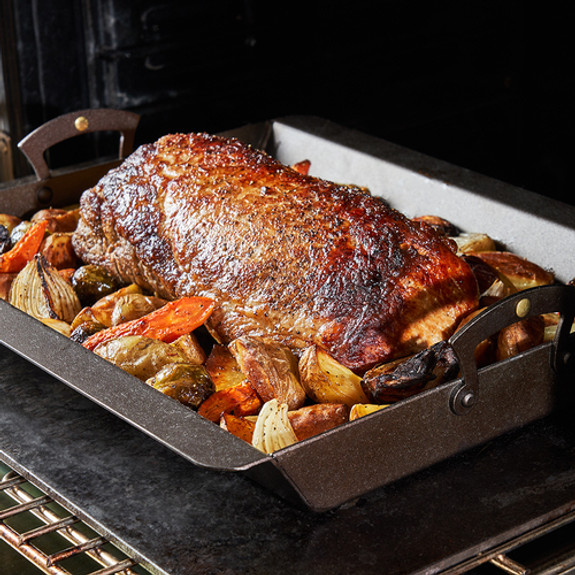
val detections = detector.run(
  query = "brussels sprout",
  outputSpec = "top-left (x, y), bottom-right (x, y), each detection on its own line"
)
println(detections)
top-left (71, 264), bottom-right (120, 305)
top-left (70, 319), bottom-right (107, 344)
top-left (147, 363), bottom-right (215, 409)
top-left (93, 335), bottom-right (187, 381)
top-left (110, 293), bottom-right (167, 326)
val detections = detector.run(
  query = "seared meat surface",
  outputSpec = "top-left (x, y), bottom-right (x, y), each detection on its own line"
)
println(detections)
top-left (72, 133), bottom-right (478, 371)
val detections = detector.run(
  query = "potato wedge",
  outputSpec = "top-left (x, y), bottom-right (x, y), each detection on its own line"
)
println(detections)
top-left (41, 232), bottom-right (79, 270)
top-left (468, 251), bottom-right (554, 291)
top-left (229, 336), bottom-right (306, 410)
top-left (349, 403), bottom-right (388, 421)
top-left (287, 403), bottom-right (349, 441)
top-left (31, 207), bottom-right (80, 233)
top-left (197, 380), bottom-right (262, 422)
top-left (171, 333), bottom-right (206, 365)
top-left (496, 315), bottom-right (545, 361)
top-left (299, 345), bottom-right (368, 407)
top-left (205, 344), bottom-right (246, 391)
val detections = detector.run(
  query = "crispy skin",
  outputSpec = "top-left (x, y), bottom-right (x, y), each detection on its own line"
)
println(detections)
top-left (72, 133), bottom-right (478, 371)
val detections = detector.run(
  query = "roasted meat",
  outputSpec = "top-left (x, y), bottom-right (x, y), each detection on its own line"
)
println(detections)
top-left (72, 133), bottom-right (479, 372)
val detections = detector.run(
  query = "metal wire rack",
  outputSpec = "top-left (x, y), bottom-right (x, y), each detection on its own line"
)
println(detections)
top-left (0, 464), bottom-right (151, 575)
top-left (2, 460), bottom-right (575, 575)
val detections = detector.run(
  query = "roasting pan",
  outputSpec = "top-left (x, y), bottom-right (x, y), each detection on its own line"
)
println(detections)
top-left (0, 109), bottom-right (574, 512)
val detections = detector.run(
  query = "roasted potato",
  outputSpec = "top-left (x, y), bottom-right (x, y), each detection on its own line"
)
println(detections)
top-left (40, 232), bottom-right (79, 269)
top-left (468, 251), bottom-right (554, 291)
top-left (496, 315), bottom-right (545, 361)
top-left (349, 403), bottom-right (388, 421)
top-left (299, 345), bottom-right (368, 407)
top-left (0, 272), bottom-right (17, 300)
top-left (0, 213), bottom-right (21, 235)
top-left (31, 207), bottom-right (80, 233)
top-left (287, 403), bottom-right (350, 441)
top-left (452, 232), bottom-right (497, 254)
top-left (171, 333), bottom-right (206, 365)
top-left (205, 344), bottom-right (246, 391)
top-left (229, 336), bottom-right (306, 410)
top-left (146, 363), bottom-right (214, 409)
top-left (93, 335), bottom-right (187, 380)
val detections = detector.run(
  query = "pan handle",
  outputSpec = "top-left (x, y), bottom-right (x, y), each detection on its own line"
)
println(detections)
top-left (18, 109), bottom-right (140, 179)
top-left (448, 283), bottom-right (575, 415)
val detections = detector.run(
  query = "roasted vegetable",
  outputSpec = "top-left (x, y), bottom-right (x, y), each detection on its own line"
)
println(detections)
top-left (468, 251), bottom-right (554, 291)
top-left (252, 399), bottom-right (298, 454)
top-left (170, 333), bottom-right (206, 365)
top-left (41, 232), bottom-right (79, 270)
top-left (299, 345), bottom-right (369, 407)
top-left (0, 272), bottom-right (17, 300)
top-left (287, 403), bottom-right (350, 441)
top-left (452, 232), bottom-right (496, 254)
top-left (0, 213), bottom-right (21, 234)
top-left (197, 380), bottom-right (262, 422)
top-left (349, 403), bottom-right (388, 421)
top-left (413, 215), bottom-right (460, 236)
top-left (229, 336), bottom-right (306, 410)
top-left (0, 225), bottom-right (10, 254)
top-left (9, 220), bottom-right (33, 246)
top-left (93, 335), bottom-right (187, 380)
top-left (110, 293), bottom-right (167, 326)
top-left (9, 254), bottom-right (81, 323)
top-left (82, 296), bottom-right (216, 351)
top-left (146, 363), bottom-right (214, 409)
top-left (496, 315), bottom-right (545, 361)
top-left (219, 413), bottom-right (256, 444)
top-left (31, 207), bottom-right (80, 233)
top-left (362, 344), bottom-right (442, 404)
top-left (205, 344), bottom-right (246, 391)
top-left (71, 264), bottom-right (121, 306)
top-left (0, 220), bottom-right (47, 273)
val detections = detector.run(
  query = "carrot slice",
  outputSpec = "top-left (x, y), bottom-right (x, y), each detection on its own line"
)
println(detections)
top-left (198, 381), bottom-right (262, 422)
top-left (0, 220), bottom-right (48, 273)
top-left (82, 296), bottom-right (215, 351)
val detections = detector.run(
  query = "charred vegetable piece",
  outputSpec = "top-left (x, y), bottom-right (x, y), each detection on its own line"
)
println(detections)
top-left (82, 296), bottom-right (215, 351)
top-left (0, 225), bottom-right (10, 254)
top-left (287, 403), bottom-right (350, 441)
top-left (197, 380), bottom-right (263, 422)
top-left (146, 363), bottom-right (214, 409)
top-left (229, 336), bottom-right (306, 410)
top-left (362, 345), bottom-right (441, 403)
top-left (93, 335), bottom-right (187, 380)
top-left (69, 318), bottom-right (107, 344)
top-left (299, 345), bottom-right (369, 407)
top-left (9, 254), bottom-right (81, 323)
top-left (0, 220), bottom-right (47, 273)
top-left (71, 264), bottom-right (120, 306)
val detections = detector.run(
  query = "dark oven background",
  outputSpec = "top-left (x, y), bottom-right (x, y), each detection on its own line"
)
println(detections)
top-left (0, 0), bottom-right (572, 205)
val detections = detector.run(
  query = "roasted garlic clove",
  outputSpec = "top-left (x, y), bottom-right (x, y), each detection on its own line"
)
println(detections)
top-left (9, 254), bottom-right (81, 323)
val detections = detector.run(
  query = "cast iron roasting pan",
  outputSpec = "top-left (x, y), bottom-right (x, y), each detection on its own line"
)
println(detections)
top-left (0, 109), bottom-right (574, 512)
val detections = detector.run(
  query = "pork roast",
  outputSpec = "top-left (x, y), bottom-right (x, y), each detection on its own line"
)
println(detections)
top-left (72, 133), bottom-right (479, 372)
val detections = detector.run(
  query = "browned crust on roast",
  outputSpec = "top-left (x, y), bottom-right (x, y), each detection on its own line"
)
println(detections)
top-left (72, 133), bottom-right (479, 371)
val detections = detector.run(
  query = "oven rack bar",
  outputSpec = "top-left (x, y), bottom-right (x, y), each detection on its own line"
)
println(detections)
top-left (0, 469), bottom-right (148, 575)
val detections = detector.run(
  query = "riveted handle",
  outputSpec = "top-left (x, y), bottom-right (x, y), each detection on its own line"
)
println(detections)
top-left (18, 109), bottom-right (140, 179)
top-left (448, 284), bottom-right (575, 415)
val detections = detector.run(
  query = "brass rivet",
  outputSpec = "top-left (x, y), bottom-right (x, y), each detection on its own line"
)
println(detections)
top-left (74, 116), bottom-right (89, 132)
top-left (516, 298), bottom-right (531, 318)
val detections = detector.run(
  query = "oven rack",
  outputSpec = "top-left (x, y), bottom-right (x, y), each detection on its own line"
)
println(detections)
top-left (2, 462), bottom-right (575, 575)
top-left (0, 465), bottom-right (150, 575)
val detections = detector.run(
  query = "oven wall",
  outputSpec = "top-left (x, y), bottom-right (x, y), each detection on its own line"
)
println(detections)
top-left (0, 0), bottom-right (572, 205)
